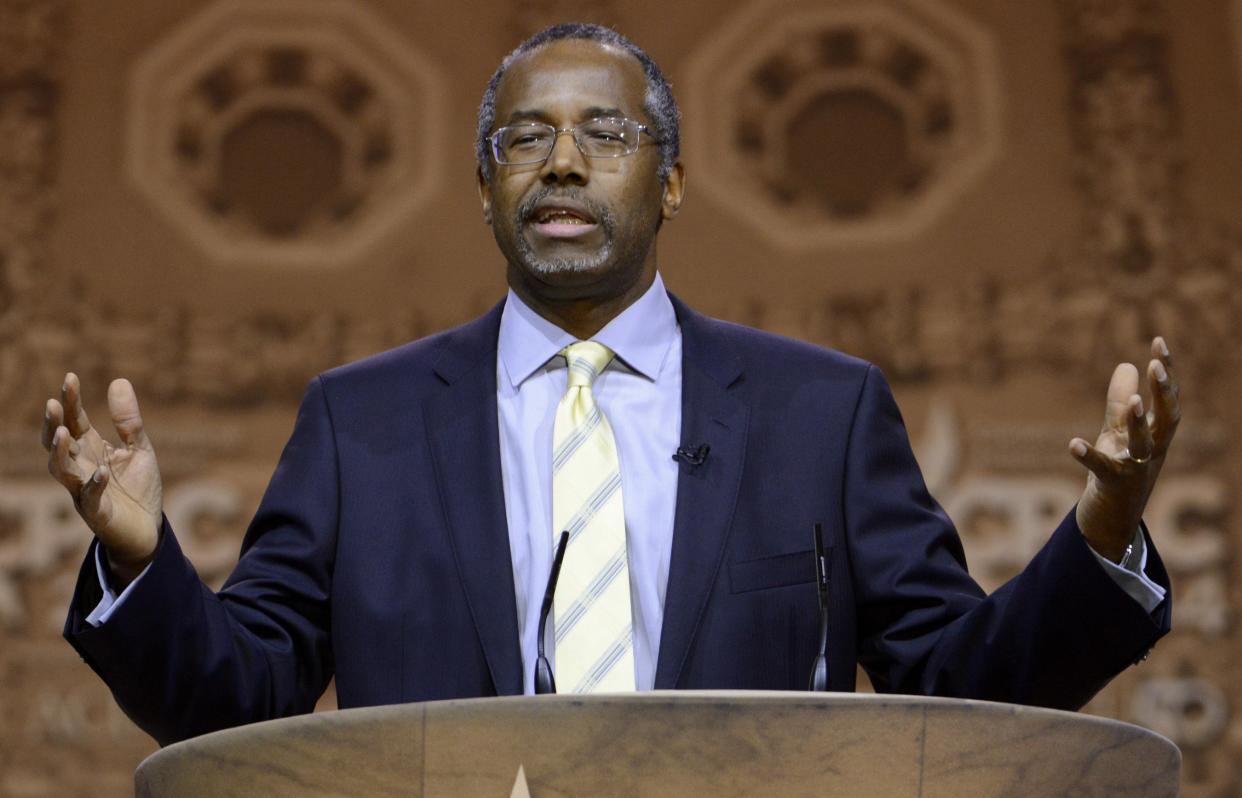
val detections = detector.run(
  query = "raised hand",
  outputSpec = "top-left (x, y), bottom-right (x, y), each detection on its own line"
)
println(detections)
top-left (1070, 338), bottom-right (1180, 562)
top-left (42, 373), bottom-right (163, 585)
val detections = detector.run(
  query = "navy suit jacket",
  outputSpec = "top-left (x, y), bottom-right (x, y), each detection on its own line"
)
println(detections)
top-left (65, 296), bottom-right (1171, 745)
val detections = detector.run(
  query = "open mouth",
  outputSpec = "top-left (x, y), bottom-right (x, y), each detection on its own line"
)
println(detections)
top-left (527, 203), bottom-right (600, 239)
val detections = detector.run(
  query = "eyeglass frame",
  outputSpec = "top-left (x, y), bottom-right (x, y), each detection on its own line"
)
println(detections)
top-left (488, 116), bottom-right (660, 166)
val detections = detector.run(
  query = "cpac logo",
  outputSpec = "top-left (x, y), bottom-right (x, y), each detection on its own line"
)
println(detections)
top-left (0, 479), bottom-right (245, 632)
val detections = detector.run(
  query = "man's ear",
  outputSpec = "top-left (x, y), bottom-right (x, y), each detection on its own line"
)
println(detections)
top-left (476, 165), bottom-right (493, 225)
top-left (661, 161), bottom-right (685, 221)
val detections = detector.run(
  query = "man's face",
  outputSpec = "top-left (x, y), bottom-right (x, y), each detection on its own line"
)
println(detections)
top-left (478, 39), bottom-right (682, 301)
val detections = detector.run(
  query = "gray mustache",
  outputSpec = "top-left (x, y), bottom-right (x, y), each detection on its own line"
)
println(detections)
top-left (519, 188), bottom-right (613, 228)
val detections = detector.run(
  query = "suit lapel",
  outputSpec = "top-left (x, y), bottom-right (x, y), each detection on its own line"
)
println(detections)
top-left (424, 303), bottom-right (523, 696)
top-left (655, 297), bottom-right (749, 688)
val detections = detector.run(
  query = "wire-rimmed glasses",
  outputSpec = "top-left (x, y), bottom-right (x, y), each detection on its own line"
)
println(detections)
top-left (489, 117), bottom-right (658, 165)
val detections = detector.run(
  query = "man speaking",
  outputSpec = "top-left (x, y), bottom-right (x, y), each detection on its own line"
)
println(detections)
top-left (43, 24), bottom-right (1178, 746)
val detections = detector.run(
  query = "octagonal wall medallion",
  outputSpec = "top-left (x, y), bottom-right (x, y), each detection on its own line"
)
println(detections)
top-left (683, 0), bottom-right (1003, 248)
top-left (126, 0), bottom-right (446, 267)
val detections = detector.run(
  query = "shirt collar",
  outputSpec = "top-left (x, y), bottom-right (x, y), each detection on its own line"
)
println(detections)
top-left (498, 272), bottom-right (678, 389)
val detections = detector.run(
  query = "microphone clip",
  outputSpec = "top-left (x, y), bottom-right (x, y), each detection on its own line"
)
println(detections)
top-left (673, 444), bottom-right (710, 467)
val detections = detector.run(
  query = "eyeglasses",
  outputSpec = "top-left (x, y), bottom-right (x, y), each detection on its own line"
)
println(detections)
top-left (489, 117), bottom-right (659, 165)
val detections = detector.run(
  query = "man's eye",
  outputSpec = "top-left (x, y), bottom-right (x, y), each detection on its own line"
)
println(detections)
top-left (510, 134), bottom-right (548, 147)
top-left (585, 129), bottom-right (624, 142)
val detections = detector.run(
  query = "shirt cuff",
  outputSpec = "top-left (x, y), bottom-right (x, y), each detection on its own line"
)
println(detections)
top-left (1090, 529), bottom-right (1167, 615)
top-left (84, 543), bottom-right (153, 627)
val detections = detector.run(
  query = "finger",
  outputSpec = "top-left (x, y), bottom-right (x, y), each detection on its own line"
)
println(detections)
top-left (108, 379), bottom-right (152, 451)
top-left (41, 398), bottom-right (64, 451)
top-left (1126, 394), bottom-right (1154, 461)
top-left (1153, 336), bottom-right (1172, 368)
top-left (48, 425), bottom-right (86, 493)
top-left (1070, 437), bottom-right (1118, 482)
top-left (78, 464), bottom-right (111, 525)
top-left (1148, 338), bottom-right (1180, 443)
top-left (1102, 363), bottom-right (1140, 433)
top-left (61, 373), bottom-right (95, 439)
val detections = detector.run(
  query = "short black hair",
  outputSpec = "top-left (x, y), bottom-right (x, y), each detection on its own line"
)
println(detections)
top-left (476, 23), bottom-right (680, 182)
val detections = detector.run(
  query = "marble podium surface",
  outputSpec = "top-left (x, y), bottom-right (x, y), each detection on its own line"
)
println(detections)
top-left (133, 691), bottom-right (1180, 797)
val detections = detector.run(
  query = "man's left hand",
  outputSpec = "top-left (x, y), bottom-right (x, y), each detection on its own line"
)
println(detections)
top-left (1070, 337), bottom-right (1180, 562)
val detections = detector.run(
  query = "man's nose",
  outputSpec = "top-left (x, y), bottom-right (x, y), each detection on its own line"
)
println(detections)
top-left (540, 129), bottom-right (588, 185)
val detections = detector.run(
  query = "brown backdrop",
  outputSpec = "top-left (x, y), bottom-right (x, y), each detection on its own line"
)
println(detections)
top-left (2, 0), bottom-right (1240, 795)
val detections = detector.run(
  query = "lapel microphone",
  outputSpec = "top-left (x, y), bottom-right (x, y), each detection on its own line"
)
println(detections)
top-left (808, 522), bottom-right (831, 692)
top-left (535, 530), bottom-right (570, 695)
top-left (673, 444), bottom-right (710, 466)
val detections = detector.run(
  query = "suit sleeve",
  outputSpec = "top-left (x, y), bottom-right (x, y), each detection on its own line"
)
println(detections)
top-left (844, 365), bottom-right (1171, 710)
top-left (63, 377), bottom-right (339, 745)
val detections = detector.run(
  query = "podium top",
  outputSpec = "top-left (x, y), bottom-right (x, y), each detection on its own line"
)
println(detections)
top-left (136, 691), bottom-right (1180, 797)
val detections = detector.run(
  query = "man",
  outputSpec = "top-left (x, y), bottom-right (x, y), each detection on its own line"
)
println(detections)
top-left (44, 24), bottom-right (1177, 746)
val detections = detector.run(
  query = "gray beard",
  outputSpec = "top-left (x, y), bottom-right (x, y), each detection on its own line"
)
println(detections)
top-left (513, 187), bottom-right (615, 274)
top-left (513, 236), bottom-right (614, 274)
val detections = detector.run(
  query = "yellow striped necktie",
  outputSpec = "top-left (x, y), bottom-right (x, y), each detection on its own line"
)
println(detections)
top-left (551, 341), bottom-right (635, 692)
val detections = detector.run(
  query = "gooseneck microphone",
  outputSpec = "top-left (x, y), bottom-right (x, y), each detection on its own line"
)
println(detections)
top-left (672, 444), bottom-right (711, 466)
top-left (808, 522), bottom-right (831, 692)
top-left (535, 530), bottom-right (570, 695)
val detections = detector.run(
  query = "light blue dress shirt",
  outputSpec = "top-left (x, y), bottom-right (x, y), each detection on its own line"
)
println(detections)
top-left (497, 273), bottom-right (682, 693)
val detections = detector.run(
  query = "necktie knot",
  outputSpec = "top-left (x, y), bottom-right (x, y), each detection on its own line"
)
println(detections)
top-left (562, 341), bottom-right (614, 389)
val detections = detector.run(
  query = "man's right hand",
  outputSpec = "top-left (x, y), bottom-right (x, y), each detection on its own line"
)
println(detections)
top-left (42, 373), bottom-right (163, 587)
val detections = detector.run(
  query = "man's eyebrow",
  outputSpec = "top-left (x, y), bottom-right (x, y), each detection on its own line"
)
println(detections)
top-left (503, 106), bottom-right (631, 125)
top-left (581, 106), bottom-right (626, 119)
top-left (506, 109), bottom-right (551, 124)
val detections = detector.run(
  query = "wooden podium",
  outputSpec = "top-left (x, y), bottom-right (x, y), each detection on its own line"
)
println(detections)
top-left (134, 691), bottom-right (1179, 797)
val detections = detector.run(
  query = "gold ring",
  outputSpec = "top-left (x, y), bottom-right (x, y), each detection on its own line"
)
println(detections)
top-left (1125, 449), bottom-right (1151, 465)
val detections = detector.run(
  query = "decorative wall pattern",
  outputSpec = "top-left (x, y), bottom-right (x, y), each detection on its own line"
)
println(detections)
top-left (126, 0), bottom-right (445, 266)
top-left (506, 0), bottom-right (620, 41)
top-left (0, 0), bottom-right (60, 422)
top-left (683, 0), bottom-right (1002, 246)
top-left (1047, 2), bottom-right (1238, 791)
